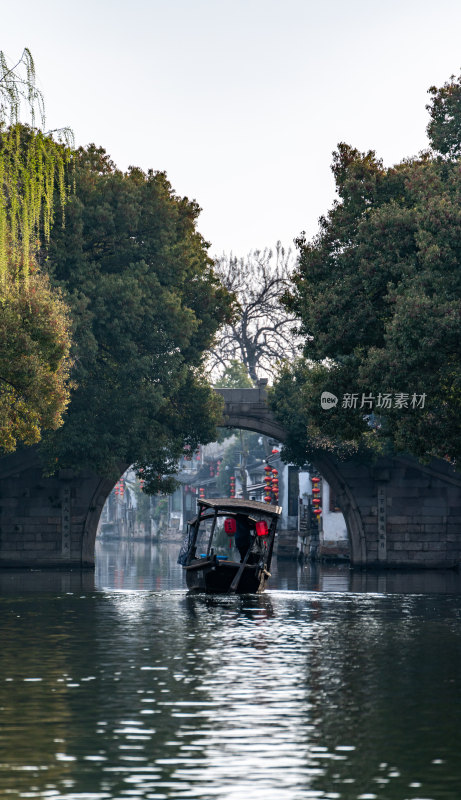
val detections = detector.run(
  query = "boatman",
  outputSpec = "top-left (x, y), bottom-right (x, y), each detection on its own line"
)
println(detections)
top-left (235, 514), bottom-right (254, 561)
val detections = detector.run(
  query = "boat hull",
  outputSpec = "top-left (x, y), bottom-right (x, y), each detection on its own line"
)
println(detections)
top-left (185, 558), bottom-right (267, 594)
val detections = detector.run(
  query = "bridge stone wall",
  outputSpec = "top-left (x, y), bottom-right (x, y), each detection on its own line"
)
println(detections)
top-left (0, 448), bottom-right (115, 568)
top-left (316, 454), bottom-right (461, 568)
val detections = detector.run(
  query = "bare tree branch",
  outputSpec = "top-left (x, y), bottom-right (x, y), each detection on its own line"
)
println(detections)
top-left (208, 242), bottom-right (303, 384)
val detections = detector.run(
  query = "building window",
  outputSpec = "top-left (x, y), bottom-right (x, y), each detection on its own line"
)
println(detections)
top-left (329, 487), bottom-right (341, 513)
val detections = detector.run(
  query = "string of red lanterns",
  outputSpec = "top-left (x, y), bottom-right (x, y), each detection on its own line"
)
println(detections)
top-left (114, 479), bottom-right (124, 498)
top-left (311, 476), bottom-right (322, 517)
top-left (263, 463), bottom-right (279, 504)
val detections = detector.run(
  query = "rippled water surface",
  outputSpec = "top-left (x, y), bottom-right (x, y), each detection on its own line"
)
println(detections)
top-left (1, 541), bottom-right (461, 800)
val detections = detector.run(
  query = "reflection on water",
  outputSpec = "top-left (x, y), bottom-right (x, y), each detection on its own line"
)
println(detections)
top-left (0, 540), bottom-right (460, 799)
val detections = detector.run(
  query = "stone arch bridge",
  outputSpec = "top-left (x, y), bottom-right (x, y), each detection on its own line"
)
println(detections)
top-left (0, 385), bottom-right (460, 570)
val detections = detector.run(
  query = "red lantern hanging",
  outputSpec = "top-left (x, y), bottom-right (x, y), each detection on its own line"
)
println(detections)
top-left (264, 495), bottom-right (272, 504)
top-left (256, 520), bottom-right (269, 537)
top-left (312, 497), bottom-right (321, 506)
top-left (311, 476), bottom-right (320, 484)
top-left (224, 518), bottom-right (236, 535)
top-left (313, 507), bottom-right (322, 516)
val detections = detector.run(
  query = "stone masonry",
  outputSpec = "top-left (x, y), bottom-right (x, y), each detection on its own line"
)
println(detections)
top-left (0, 448), bottom-right (115, 568)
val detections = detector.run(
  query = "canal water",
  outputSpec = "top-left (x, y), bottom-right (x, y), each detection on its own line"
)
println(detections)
top-left (1, 540), bottom-right (461, 800)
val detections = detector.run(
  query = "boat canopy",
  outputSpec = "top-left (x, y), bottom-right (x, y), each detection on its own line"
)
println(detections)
top-left (197, 497), bottom-right (282, 518)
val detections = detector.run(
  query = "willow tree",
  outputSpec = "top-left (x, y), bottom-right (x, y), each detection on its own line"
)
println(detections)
top-left (0, 49), bottom-right (73, 452)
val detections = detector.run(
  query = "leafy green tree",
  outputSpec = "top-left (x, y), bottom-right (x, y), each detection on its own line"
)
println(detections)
top-left (43, 145), bottom-right (233, 490)
top-left (0, 49), bottom-right (73, 452)
top-left (214, 359), bottom-right (253, 389)
top-left (216, 431), bottom-right (265, 497)
top-left (213, 359), bottom-right (267, 497)
top-left (426, 71), bottom-right (461, 159)
top-left (0, 274), bottom-right (72, 452)
top-left (271, 76), bottom-right (461, 466)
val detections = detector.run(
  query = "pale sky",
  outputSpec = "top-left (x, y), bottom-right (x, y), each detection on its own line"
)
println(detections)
top-left (2, 0), bottom-right (461, 258)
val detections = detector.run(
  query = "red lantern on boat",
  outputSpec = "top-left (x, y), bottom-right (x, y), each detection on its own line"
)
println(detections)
top-left (256, 520), bottom-right (269, 537)
top-left (224, 518), bottom-right (236, 535)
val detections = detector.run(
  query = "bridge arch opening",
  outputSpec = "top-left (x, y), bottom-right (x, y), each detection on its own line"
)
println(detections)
top-left (82, 387), bottom-right (367, 568)
top-left (216, 410), bottom-right (365, 566)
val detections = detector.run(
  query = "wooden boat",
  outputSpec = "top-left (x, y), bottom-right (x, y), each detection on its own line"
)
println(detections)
top-left (178, 497), bottom-right (281, 594)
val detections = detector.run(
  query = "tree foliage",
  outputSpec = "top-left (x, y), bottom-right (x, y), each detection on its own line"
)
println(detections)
top-left (210, 243), bottom-right (301, 384)
top-left (271, 76), bottom-right (461, 466)
top-left (0, 48), bottom-right (44, 128)
top-left (0, 274), bottom-right (72, 452)
top-left (0, 49), bottom-right (73, 452)
top-left (216, 430), bottom-right (265, 497)
top-left (426, 71), bottom-right (461, 160)
top-left (0, 49), bottom-right (72, 283)
top-left (44, 145), bottom-right (233, 490)
top-left (0, 124), bottom-right (71, 283)
top-left (214, 359), bottom-right (253, 389)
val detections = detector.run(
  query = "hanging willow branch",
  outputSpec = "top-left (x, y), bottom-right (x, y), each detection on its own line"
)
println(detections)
top-left (0, 124), bottom-right (71, 285)
top-left (0, 47), bottom-right (45, 128)
top-left (0, 49), bottom-right (73, 289)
